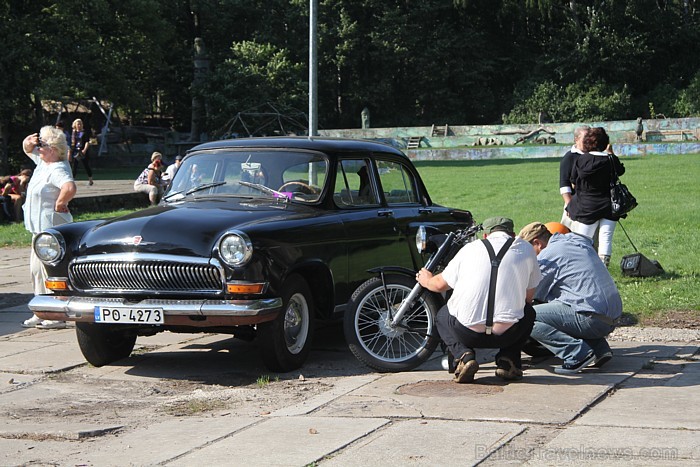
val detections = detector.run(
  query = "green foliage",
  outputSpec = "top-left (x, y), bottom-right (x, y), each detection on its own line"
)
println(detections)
top-left (504, 81), bottom-right (631, 123)
top-left (204, 40), bottom-right (306, 133)
top-left (673, 72), bottom-right (700, 117)
top-left (1, 0), bottom-right (700, 162)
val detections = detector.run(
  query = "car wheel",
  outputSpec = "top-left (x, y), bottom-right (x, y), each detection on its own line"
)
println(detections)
top-left (344, 274), bottom-right (441, 372)
top-left (76, 322), bottom-right (137, 367)
top-left (258, 275), bottom-right (315, 372)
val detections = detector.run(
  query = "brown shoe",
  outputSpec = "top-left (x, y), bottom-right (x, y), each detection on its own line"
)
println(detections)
top-left (495, 357), bottom-right (523, 381)
top-left (454, 355), bottom-right (479, 383)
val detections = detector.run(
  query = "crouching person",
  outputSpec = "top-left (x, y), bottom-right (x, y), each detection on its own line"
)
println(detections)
top-left (519, 222), bottom-right (622, 375)
top-left (416, 217), bottom-right (542, 383)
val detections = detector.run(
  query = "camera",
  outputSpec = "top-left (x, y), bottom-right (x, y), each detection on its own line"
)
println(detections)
top-left (36, 137), bottom-right (45, 148)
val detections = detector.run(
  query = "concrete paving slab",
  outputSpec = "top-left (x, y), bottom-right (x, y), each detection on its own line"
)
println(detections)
top-left (0, 337), bottom-right (85, 374)
top-left (167, 415), bottom-right (390, 466)
top-left (64, 415), bottom-right (259, 466)
top-left (606, 340), bottom-right (699, 360)
top-left (574, 360), bottom-right (700, 430)
top-left (0, 415), bottom-right (259, 467)
top-left (0, 422), bottom-right (123, 440)
top-left (12, 327), bottom-right (77, 344)
top-left (532, 425), bottom-right (699, 465)
top-left (315, 362), bottom-right (640, 425)
top-left (323, 419), bottom-right (526, 467)
top-left (271, 374), bottom-right (382, 417)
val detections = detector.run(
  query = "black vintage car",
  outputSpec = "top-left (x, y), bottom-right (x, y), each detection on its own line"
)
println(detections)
top-left (30, 137), bottom-right (473, 371)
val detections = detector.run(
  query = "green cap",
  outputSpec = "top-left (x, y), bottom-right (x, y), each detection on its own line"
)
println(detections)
top-left (482, 216), bottom-right (514, 234)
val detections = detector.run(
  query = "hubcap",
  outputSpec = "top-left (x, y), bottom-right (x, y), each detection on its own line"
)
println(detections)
top-left (284, 293), bottom-right (308, 354)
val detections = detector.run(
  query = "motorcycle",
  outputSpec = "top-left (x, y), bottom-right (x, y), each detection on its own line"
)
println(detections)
top-left (344, 222), bottom-right (482, 372)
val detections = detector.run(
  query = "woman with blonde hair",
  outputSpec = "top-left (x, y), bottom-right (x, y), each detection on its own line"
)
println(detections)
top-left (20, 125), bottom-right (77, 329)
top-left (69, 118), bottom-right (94, 186)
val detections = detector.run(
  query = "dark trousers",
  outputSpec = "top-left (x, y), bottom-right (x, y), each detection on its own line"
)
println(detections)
top-left (436, 304), bottom-right (536, 368)
top-left (71, 153), bottom-right (93, 178)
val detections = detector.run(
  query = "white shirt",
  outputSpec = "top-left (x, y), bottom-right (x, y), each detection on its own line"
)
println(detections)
top-left (163, 162), bottom-right (179, 182)
top-left (441, 231), bottom-right (542, 329)
top-left (23, 151), bottom-right (74, 234)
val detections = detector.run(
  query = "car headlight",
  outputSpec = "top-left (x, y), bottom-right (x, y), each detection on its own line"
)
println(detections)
top-left (217, 231), bottom-right (253, 267)
top-left (33, 231), bottom-right (65, 265)
top-left (415, 225), bottom-right (427, 253)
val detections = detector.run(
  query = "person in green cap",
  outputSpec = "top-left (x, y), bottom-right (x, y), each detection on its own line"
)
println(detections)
top-left (416, 216), bottom-right (542, 383)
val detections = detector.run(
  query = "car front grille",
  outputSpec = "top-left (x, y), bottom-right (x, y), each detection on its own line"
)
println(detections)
top-left (69, 254), bottom-right (225, 294)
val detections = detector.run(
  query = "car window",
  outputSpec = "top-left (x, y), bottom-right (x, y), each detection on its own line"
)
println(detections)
top-left (166, 150), bottom-right (327, 203)
top-left (333, 159), bottom-right (379, 207)
top-left (279, 161), bottom-right (327, 200)
top-left (377, 160), bottom-right (418, 205)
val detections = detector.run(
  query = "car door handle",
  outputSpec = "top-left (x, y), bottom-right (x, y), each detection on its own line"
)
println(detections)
top-left (377, 209), bottom-right (394, 217)
top-left (418, 208), bottom-right (433, 214)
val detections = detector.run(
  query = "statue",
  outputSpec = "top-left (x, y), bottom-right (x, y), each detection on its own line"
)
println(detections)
top-left (361, 107), bottom-right (370, 129)
top-left (635, 117), bottom-right (644, 142)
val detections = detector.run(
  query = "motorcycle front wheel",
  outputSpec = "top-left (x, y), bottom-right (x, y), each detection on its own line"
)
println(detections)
top-left (344, 274), bottom-right (441, 372)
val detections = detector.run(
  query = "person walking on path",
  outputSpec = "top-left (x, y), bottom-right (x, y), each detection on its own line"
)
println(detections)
top-left (69, 119), bottom-right (94, 186)
top-left (20, 126), bottom-right (77, 330)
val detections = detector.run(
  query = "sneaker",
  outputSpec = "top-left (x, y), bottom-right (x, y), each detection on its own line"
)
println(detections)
top-left (21, 315), bottom-right (43, 328)
top-left (35, 320), bottom-right (67, 330)
top-left (453, 353), bottom-right (479, 383)
top-left (495, 357), bottom-right (523, 381)
top-left (593, 351), bottom-right (613, 368)
top-left (554, 351), bottom-right (596, 375)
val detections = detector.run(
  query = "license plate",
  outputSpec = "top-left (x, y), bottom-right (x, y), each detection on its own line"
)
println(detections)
top-left (94, 306), bottom-right (164, 325)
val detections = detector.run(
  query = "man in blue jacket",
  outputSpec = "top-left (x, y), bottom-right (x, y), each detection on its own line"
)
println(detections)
top-left (519, 221), bottom-right (622, 374)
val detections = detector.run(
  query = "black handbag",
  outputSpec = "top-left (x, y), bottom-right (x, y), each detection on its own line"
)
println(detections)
top-left (609, 155), bottom-right (637, 217)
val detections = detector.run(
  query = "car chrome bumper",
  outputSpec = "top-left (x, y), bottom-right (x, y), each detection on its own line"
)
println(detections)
top-left (29, 295), bottom-right (283, 324)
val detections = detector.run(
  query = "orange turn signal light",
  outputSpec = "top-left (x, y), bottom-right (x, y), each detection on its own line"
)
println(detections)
top-left (45, 277), bottom-right (69, 291)
top-left (227, 282), bottom-right (266, 294)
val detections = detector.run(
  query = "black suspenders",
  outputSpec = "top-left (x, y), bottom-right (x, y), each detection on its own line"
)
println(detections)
top-left (481, 237), bottom-right (514, 335)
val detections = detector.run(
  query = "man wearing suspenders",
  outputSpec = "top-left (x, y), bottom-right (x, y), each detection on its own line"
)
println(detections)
top-left (416, 217), bottom-right (542, 383)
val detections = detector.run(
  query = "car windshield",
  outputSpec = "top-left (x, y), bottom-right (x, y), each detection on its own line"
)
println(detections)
top-left (164, 149), bottom-right (329, 203)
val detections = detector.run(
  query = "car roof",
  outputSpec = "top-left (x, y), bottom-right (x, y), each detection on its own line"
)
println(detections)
top-left (189, 137), bottom-right (408, 159)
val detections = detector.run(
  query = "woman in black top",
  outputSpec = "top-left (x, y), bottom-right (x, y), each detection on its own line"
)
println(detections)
top-left (69, 119), bottom-right (94, 186)
top-left (565, 127), bottom-right (625, 266)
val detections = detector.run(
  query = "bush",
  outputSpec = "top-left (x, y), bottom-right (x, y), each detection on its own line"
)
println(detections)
top-left (504, 80), bottom-right (631, 123)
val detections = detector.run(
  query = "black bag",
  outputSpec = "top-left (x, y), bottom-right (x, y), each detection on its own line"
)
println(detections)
top-left (620, 252), bottom-right (664, 277)
top-left (618, 221), bottom-right (663, 277)
top-left (609, 155), bottom-right (637, 217)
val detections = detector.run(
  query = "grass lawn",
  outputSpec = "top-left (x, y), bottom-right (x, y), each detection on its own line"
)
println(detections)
top-left (415, 153), bottom-right (700, 322)
top-left (2, 153), bottom-right (697, 324)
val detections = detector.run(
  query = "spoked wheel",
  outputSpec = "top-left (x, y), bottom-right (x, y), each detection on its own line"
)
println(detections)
top-left (258, 275), bottom-right (315, 372)
top-left (344, 274), bottom-right (441, 372)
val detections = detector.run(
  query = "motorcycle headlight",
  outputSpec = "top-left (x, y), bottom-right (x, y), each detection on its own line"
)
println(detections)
top-left (217, 231), bottom-right (253, 267)
top-left (34, 231), bottom-right (65, 265)
top-left (415, 225), bottom-right (427, 253)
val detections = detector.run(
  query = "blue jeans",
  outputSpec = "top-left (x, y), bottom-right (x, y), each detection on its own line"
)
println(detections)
top-left (531, 301), bottom-right (613, 365)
